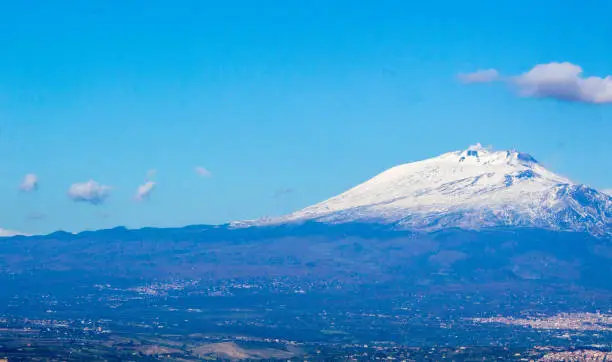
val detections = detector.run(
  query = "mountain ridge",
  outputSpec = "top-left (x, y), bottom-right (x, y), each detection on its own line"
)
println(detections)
top-left (236, 144), bottom-right (612, 236)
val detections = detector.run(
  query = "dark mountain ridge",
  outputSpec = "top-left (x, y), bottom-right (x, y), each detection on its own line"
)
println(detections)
top-left (2, 222), bottom-right (610, 292)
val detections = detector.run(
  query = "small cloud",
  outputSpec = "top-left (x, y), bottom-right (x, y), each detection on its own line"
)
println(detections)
top-left (26, 212), bottom-right (46, 221)
top-left (195, 166), bottom-right (212, 177)
top-left (467, 143), bottom-right (483, 151)
top-left (460, 62), bottom-right (612, 104)
top-left (514, 62), bottom-right (612, 103)
top-left (135, 181), bottom-right (156, 202)
top-left (67, 180), bottom-right (111, 205)
top-left (273, 188), bottom-right (295, 198)
top-left (457, 69), bottom-right (499, 83)
top-left (603, 189), bottom-right (612, 197)
top-left (466, 142), bottom-right (493, 152)
top-left (19, 173), bottom-right (39, 192)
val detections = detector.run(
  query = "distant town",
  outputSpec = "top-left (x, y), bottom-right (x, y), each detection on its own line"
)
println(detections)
top-left (1, 275), bottom-right (611, 360)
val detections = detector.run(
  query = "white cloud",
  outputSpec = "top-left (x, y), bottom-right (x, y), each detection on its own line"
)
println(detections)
top-left (460, 62), bottom-right (612, 104)
top-left (514, 62), bottom-right (612, 103)
top-left (67, 180), bottom-right (111, 205)
top-left (457, 69), bottom-right (499, 83)
top-left (468, 142), bottom-right (482, 151)
top-left (19, 173), bottom-right (38, 192)
top-left (195, 166), bottom-right (212, 177)
top-left (603, 189), bottom-right (612, 197)
top-left (135, 181), bottom-right (156, 201)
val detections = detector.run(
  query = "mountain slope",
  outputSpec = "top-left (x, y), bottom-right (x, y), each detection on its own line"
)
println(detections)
top-left (240, 144), bottom-right (612, 235)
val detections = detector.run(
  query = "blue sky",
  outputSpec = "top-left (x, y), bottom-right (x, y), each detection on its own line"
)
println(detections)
top-left (2, 0), bottom-right (612, 234)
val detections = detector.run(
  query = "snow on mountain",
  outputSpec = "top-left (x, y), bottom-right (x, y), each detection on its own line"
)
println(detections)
top-left (237, 144), bottom-right (612, 236)
top-left (0, 228), bottom-right (28, 237)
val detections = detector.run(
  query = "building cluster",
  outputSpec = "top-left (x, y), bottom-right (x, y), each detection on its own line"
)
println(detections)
top-left (472, 312), bottom-right (612, 332)
top-left (538, 350), bottom-right (612, 362)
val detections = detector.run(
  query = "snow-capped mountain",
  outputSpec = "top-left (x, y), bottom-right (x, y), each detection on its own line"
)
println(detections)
top-left (238, 144), bottom-right (612, 236)
top-left (0, 228), bottom-right (27, 237)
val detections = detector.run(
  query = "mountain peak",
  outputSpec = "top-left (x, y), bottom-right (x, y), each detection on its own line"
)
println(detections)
top-left (452, 144), bottom-right (538, 168)
top-left (458, 143), bottom-right (488, 160)
top-left (240, 145), bottom-right (611, 236)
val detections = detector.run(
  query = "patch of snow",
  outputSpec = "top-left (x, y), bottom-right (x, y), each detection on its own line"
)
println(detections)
top-left (0, 228), bottom-right (29, 237)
